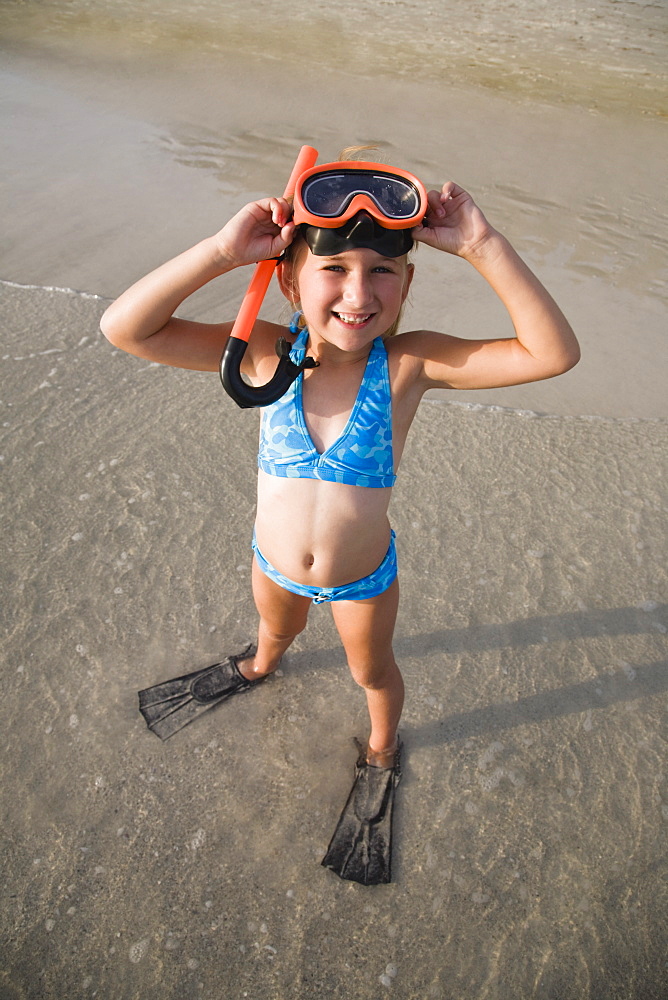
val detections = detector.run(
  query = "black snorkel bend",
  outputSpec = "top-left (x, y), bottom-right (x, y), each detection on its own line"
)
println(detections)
top-left (220, 333), bottom-right (318, 409)
top-left (219, 145), bottom-right (320, 409)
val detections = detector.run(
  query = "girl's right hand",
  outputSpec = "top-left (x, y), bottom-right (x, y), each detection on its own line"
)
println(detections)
top-left (213, 197), bottom-right (296, 269)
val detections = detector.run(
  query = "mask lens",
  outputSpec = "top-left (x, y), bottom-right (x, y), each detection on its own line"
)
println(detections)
top-left (371, 176), bottom-right (420, 218)
top-left (302, 170), bottom-right (420, 220)
top-left (302, 173), bottom-right (352, 217)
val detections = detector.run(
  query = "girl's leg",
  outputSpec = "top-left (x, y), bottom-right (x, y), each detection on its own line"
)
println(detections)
top-left (237, 556), bottom-right (312, 681)
top-left (330, 578), bottom-right (403, 763)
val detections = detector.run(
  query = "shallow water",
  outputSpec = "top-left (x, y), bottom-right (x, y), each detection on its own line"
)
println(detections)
top-left (1, 282), bottom-right (667, 1000)
top-left (1, 15), bottom-right (667, 417)
top-left (1, 4), bottom-right (667, 997)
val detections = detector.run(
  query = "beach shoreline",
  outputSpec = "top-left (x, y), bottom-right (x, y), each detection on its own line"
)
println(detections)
top-left (2, 22), bottom-right (666, 418)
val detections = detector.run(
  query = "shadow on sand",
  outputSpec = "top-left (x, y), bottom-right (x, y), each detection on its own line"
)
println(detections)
top-left (290, 603), bottom-right (667, 745)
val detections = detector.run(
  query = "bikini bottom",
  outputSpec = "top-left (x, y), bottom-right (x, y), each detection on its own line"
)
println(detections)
top-left (252, 530), bottom-right (397, 604)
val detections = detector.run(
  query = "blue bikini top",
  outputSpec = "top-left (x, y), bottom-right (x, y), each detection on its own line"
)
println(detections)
top-left (258, 316), bottom-right (396, 488)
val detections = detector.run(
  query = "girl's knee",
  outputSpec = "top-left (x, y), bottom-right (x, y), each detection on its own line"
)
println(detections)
top-left (259, 616), bottom-right (307, 646)
top-left (348, 656), bottom-right (400, 691)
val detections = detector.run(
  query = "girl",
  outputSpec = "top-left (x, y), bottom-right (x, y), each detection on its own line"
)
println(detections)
top-left (101, 154), bottom-right (579, 883)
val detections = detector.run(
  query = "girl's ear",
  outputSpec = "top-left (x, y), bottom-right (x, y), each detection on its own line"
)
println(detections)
top-left (277, 260), bottom-right (300, 308)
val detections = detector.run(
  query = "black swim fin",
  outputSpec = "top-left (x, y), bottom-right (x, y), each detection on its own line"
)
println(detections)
top-left (321, 737), bottom-right (402, 885)
top-left (138, 644), bottom-right (262, 740)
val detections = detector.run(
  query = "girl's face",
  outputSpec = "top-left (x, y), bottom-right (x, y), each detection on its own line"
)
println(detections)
top-left (285, 245), bottom-right (414, 356)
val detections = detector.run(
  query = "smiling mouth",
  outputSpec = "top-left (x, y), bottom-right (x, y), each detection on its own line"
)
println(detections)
top-left (333, 312), bottom-right (374, 325)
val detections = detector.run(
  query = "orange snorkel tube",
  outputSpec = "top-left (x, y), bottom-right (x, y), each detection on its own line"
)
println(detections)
top-left (220, 145), bottom-right (320, 408)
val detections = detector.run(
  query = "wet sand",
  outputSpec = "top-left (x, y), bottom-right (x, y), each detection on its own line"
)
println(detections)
top-left (1, 8), bottom-right (667, 1000)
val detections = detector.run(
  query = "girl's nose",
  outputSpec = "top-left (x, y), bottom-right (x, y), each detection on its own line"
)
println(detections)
top-left (342, 269), bottom-right (373, 306)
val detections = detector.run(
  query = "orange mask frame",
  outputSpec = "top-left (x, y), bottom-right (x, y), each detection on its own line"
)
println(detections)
top-left (293, 160), bottom-right (427, 230)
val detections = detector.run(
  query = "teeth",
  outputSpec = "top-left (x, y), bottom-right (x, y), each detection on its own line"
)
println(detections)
top-left (336, 313), bottom-right (371, 325)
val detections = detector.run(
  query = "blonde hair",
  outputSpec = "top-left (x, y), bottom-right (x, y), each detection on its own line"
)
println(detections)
top-left (338, 144), bottom-right (383, 161)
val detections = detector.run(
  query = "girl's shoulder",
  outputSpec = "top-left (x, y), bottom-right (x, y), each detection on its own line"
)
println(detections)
top-left (384, 328), bottom-right (434, 392)
top-left (248, 317), bottom-right (294, 347)
top-left (385, 327), bottom-right (443, 363)
top-left (385, 328), bottom-right (464, 394)
top-left (243, 318), bottom-right (295, 379)
top-left (386, 327), bottom-right (462, 361)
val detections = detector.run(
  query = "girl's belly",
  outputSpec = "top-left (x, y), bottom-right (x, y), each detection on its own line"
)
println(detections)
top-left (254, 470), bottom-right (393, 588)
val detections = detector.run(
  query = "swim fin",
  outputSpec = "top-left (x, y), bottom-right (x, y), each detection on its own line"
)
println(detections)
top-left (321, 737), bottom-right (402, 885)
top-left (138, 644), bottom-right (263, 740)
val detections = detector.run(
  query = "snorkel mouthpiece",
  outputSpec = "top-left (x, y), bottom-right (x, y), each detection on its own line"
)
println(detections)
top-left (302, 212), bottom-right (414, 258)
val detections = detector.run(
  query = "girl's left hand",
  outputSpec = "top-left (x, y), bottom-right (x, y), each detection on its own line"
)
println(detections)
top-left (413, 182), bottom-right (495, 259)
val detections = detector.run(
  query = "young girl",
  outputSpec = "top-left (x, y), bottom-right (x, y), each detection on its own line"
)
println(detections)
top-left (101, 153), bottom-right (579, 884)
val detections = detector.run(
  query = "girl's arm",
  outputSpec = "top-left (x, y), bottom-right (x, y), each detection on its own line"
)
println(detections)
top-left (411, 183), bottom-right (580, 389)
top-left (99, 197), bottom-right (295, 371)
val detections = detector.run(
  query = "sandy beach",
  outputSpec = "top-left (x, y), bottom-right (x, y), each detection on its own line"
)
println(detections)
top-left (1, 2), bottom-right (667, 998)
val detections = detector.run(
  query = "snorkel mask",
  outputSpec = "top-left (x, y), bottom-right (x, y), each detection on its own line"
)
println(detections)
top-left (220, 148), bottom-right (426, 408)
top-left (293, 161), bottom-right (427, 257)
